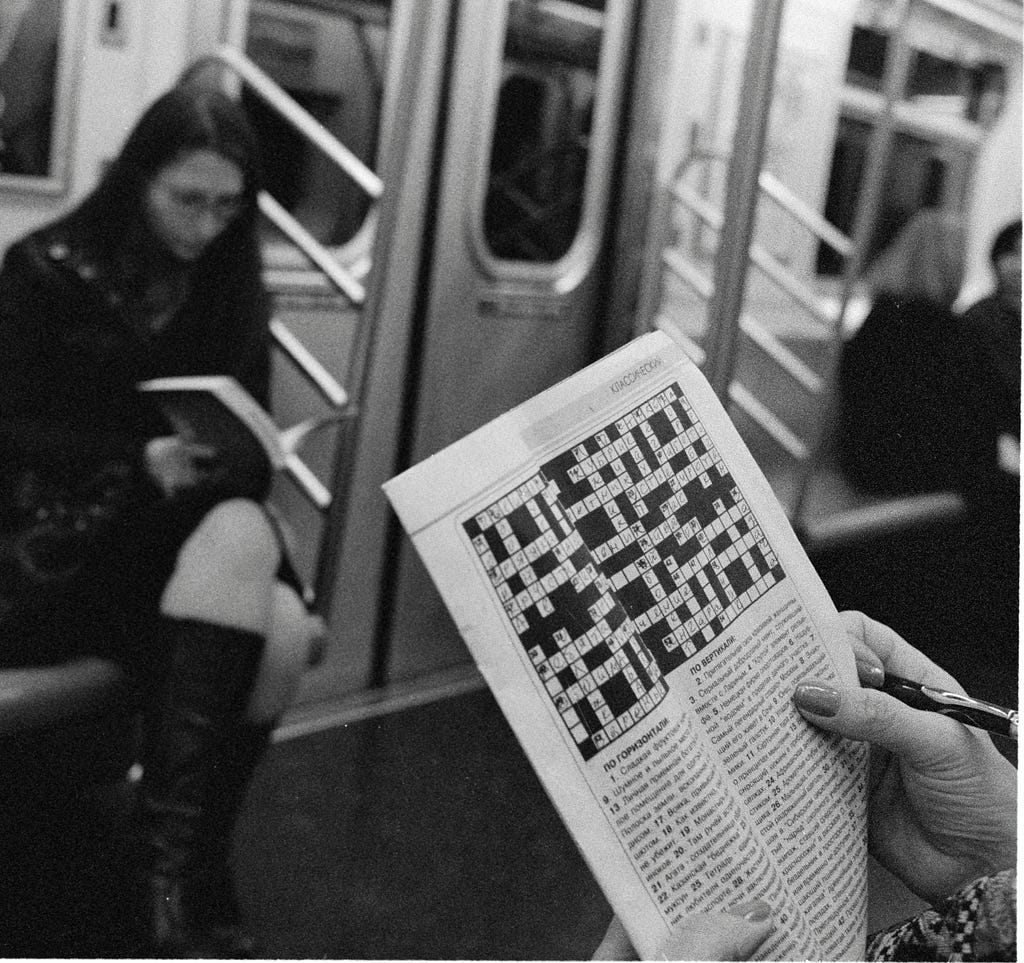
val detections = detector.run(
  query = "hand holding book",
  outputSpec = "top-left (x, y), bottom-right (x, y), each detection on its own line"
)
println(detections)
top-left (139, 375), bottom-right (288, 500)
top-left (144, 436), bottom-right (218, 497)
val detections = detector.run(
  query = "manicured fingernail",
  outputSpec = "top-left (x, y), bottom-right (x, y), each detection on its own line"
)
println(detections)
top-left (794, 682), bottom-right (840, 717)
top-left (855, 657), bottom-right (885, 689)
top-left (727, 899), bottom-right (772, 922)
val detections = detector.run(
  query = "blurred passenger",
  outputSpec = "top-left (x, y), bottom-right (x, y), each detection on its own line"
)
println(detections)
top-left (960, 218), bottom-right (1021, 475)
top-left (836, 208), bottom-right (996, 499)
top-left (594, 612), bottom-right (1017, 961)
top-left (0, 76), bottom-right (316, 957)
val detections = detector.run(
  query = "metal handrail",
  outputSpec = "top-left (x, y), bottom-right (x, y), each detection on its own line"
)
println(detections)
top-left (671, 180), bottom-right (840, 331)
top-left (661, 245), bottom-right (824, 394)
top-left (269, 319), bottom-right (350, 409)
top-left (648, 145), bottom-right (854, 513)
top-left (200, 48), bottom-right (383, 537)
top-left (258, 194), bottom-right (367, 305)
top-left (214, 46), bottom-right (384, 201)
top-left (728, 383), bottom-right (807, 461)
top-left (757, 171), bottom-right (853, 260)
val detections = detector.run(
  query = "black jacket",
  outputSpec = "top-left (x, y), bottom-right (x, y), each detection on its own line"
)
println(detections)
top-left (837, 294), bottom-right (1002, 498)
top-left (0, 220), bottom-right (273, 609)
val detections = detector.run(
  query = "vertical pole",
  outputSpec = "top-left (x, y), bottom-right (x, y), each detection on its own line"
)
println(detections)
top-left (311, 0), bottom-right (444, 623)
top-left (703, 0), bottom-right (787, 400)
top-left (790, 0), bottom-right (915, 525)
top-left (837, 0), bottom-right (915, 312)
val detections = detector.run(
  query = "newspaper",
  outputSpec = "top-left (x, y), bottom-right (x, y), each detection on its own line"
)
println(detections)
top-left (383, 331), bottom-right (868, 960)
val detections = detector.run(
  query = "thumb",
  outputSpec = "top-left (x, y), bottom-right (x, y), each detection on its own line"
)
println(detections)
top-left (183, 441), bottom-right (217, 460)
top-left (658, 902), bottom-right (774, 961)
top-left (793, 679), bottom-right (968, 767)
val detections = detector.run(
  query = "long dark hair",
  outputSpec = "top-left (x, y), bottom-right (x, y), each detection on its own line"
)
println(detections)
top-left (59, 77), bottom-right (271, 387)
top-left (66, 77), bottom-right (264, 290)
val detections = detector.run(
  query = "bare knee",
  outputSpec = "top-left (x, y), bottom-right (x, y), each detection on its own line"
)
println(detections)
top-left (177, 499), bottom-right (280, 583)
top-left (247, 582), bottom-right (321, 720)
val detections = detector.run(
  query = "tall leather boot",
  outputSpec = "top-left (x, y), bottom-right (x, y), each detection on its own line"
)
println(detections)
top-left (191, 720), bottom-right (275, 957)
top-left (135, 617), bottom-right (264, 959)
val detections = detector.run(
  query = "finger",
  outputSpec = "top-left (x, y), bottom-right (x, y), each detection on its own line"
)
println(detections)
top-left (838, 611), bottom-right (964, 694)
top-left (659, 904), bottom-right (773, 961)
top-left (592, 917), bottom-right (637, 960)
top-left (793, 677), bottom-right (976, 768)
top-left (183, 442), bottom-right (217, 460)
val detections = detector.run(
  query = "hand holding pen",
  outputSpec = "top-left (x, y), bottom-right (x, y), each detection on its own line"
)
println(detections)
top-left (860, 667), bottom-right (1018, 741)
top-left (793, 611), bottom-right (1017, 906)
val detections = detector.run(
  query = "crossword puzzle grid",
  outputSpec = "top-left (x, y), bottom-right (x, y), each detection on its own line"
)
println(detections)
top-left (542, 382), bottom-right (785, 675)
top-left (462, 381), bottom-right (785, 761)
top-left (464, 476), bottom-right (668, 761)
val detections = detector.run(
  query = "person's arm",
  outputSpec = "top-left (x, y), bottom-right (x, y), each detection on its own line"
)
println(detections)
top-left (0, 241), bottom-right (149, 487)
top-left (0, 252), bottom-right (150, 594)
top-left (794, 611), bottom-right (1016, 904)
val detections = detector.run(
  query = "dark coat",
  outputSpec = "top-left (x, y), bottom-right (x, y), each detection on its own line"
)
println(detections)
top-left (837, 294), bottom-right (997, 498)
top-left (0, 220), bottom-right (273, 663)
top-left (959, 293), bottom-right (1021, 441)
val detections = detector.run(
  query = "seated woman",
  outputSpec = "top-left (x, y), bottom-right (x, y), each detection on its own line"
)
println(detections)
top-left (836, 208), bottom-right (992, 499)
top-left (0, 75), bottom-right (315, 957)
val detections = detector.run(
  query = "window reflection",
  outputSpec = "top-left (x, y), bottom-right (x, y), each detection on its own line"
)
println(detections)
top-left (243, 0), bottom-right (390, 249)
top-left (483, 0), bottom-right (605, 263)
top-left (817, 11), bottom-right (1008, 276)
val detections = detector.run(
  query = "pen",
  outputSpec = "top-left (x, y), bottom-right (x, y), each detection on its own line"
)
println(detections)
top-left (867, 672), bottom-right (1018, 741)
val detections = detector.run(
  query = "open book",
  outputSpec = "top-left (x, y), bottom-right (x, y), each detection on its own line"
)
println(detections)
top-left (383, 331), bottom-right (868, 960)
top-left (139, 375), bottom-right (288, 471)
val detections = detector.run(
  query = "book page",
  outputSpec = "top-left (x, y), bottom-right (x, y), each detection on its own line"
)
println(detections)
top-left (139, 375), bottom-right (286, 468)
top-left (384, 332), bottom-right (867, 960)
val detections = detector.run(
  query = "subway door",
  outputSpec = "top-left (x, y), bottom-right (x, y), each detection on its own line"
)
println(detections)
top-left (383, 0), bottom-right (637, 684)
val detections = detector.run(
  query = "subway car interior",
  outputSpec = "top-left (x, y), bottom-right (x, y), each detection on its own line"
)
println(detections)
top-left (0, 0), bottom-right (1019, 957)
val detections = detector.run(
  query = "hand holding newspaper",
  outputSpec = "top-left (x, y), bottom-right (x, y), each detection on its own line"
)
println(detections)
top-left (384, 332), bottom-right (868, 960)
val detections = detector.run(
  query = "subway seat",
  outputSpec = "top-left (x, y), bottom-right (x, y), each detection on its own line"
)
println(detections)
top-left (0, 658), bottom-right (128, 736)
top-left (0, 658), bottom-right (138, 791)
top-left (793, 458), bottom-right (968, 555)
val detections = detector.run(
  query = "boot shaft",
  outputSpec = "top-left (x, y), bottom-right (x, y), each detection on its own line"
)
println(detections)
top-left (134, 617), bottom-right (268, 957)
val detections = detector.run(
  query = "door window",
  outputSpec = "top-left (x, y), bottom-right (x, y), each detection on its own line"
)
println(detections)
top-left (482, 0), bottom-right (606, 263)
top-left (243, 0), bottom-right (391, 249)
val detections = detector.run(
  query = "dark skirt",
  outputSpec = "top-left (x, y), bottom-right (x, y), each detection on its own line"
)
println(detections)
top-left (0, 484), bottom-right (305, 688)
top-left (0, 486), bottom-right (220, 674)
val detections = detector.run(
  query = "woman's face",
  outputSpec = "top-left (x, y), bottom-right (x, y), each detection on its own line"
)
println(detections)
top-left (143, 149), bottom-right (245, 261)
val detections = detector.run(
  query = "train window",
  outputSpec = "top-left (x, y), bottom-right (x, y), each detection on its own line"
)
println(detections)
top-left (845, 25), bottom-right (890, 93)
top-left (242, 0), bottom-right (390, 250)
top-left (817, 117), bottom-right (967, 275)
top-left (844, 23), bottom-right (1007, 124)
top-left (817, 8), bottom-right (1006, 276)
top-left (482, 0), bottom-right (606, 263)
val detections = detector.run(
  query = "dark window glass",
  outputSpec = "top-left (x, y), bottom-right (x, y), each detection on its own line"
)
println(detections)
top-left (482, 0), bottom-right (605, 262)
top-left (908, 49), bottom-right (965, 99)
top-left (845, 25), bottom-right (889, 91)
top-left (243, 0), bottom-right (390, 248)
top-left (817, 118), bottom-right (949, 275)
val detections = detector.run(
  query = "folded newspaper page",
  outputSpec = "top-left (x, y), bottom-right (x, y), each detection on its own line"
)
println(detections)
top-left (383, 331), bottom-right (868, 960)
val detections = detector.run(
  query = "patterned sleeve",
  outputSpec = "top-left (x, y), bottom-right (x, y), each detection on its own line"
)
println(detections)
top-left (866, 869), bottom-right (1016, 961)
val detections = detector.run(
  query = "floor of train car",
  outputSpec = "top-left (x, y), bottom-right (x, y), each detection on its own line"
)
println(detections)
top-left (2, 685), bottom-right (944, 960)
top-left (3, 555), bottom-right (1014, 962)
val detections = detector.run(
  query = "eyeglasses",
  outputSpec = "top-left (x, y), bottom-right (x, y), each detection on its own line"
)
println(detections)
top-left (154, 179), bottom-right (245, 222)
